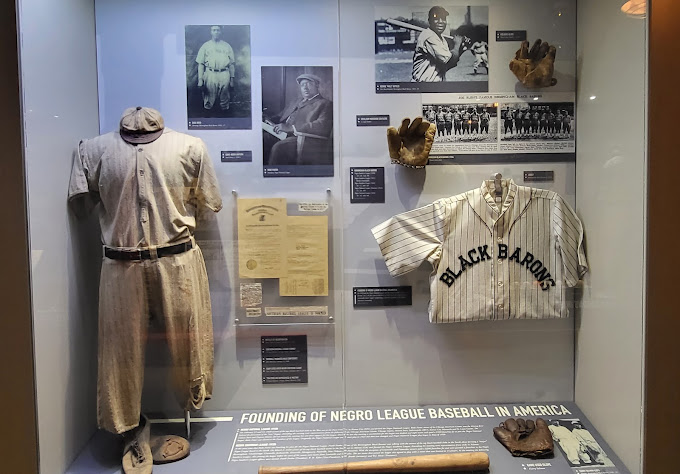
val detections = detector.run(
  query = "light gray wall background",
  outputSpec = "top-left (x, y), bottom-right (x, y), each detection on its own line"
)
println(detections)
top-left (93, 0), bottom-right (577, 413)
top-left (338, 0), bottom-right (577, 406)
top-left (93, 0), bottom-right (346, 414)
top-left (17, 0), bottom-right (101, 472)
top-left (574, 1), bottom-right (647, 473)
top-left (19, 0), bottom-right (646, 472)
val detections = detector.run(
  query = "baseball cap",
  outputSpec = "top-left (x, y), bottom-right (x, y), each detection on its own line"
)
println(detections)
top-left (119, 106), bottom-right (164, 144)
top-left (296, 73), bottom-right (322, 85)
top-left (429, 6), bottom-right (449, 19)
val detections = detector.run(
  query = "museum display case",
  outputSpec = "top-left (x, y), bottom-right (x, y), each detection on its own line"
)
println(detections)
top-left (7, 0), bottom-right (657, 472)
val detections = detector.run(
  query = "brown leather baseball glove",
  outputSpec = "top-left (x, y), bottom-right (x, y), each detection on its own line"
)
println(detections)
top-left (509, 39), bottom-right (557, 88)
top-left (493, 417), bottom-right (554, 458)
top-left (387, 117), bottom-right (436, 168)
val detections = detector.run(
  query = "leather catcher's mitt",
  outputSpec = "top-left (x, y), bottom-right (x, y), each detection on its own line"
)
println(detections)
top-left (509, 39), bottom-right (557, 88)
top-left (493, 417), bottom-right (554, 458)
top-left (387, 117), bottom-right (436, 168)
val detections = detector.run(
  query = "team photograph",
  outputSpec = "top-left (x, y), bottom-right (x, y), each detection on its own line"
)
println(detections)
top-left (500, 102), bottom-right (575, 141)
top-left (422, 103), bottom-right (497, 145)
top-left (375, 5), bottom-right (488, 92)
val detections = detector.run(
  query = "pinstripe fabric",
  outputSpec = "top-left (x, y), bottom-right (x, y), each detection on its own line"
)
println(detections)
top-left (68, 128), bottom-right (222, 434)
top-left (372, 179), bottom-right (587, 323)
top-left (68, 128), bottom-right (223, 248)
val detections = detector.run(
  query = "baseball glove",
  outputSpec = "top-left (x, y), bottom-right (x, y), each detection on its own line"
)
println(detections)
top-left (509, 39), bottom-right (557, 88)
top-left (386, 117), bottom-right (436, 168)
top-left (493, 418), bottom-right (554, 458)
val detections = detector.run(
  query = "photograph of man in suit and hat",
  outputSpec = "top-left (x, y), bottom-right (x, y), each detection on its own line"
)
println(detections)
top-left (262, 66), bottom-right (334, 175)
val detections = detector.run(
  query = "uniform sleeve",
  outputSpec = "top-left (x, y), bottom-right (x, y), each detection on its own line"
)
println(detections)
top-left (371, 201), bottom-right (447, 277)
top-left (67, 140), bottom-right (97, 215)
top-left (196, 43), bottom-right (207, 64)
top-left (68, 140), bottom-right (89, 201)
top-left (553, 195), bottom-right (588, 286)
top-left (227, 43), bottom-right (235, 65)
top-left (424, 36), bottom-right (453, 64)
top-left (194, 140), bottom-right (223, 213)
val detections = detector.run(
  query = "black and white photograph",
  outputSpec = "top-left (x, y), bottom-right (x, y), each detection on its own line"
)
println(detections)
top-left (261, 66), bottom-right (334, 178)
top-left (423, 103), bottom-right (497, 146)
top-left (375, 5), bottom-right (489, 93)
top-left (185, 25), bottom-right (251, 130)
top-left (500, 102), bottom-right (575, 141)
top-left (548, 419), bottom-right (614, 468)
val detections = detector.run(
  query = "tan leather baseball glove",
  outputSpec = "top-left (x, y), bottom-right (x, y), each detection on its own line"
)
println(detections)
top-left (386, 117), bottom-right (436, 168)
top-left (493, 417), bottom-right (554, 458)
top-left (509, 39), bottom-right (557, 88)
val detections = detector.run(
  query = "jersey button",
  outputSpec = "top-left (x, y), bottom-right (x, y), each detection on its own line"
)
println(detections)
top-left (138, 148), bottom-right (143, 152)
top-left (497, 237), bottom-right (502, 243)
top-left (497, 304), bottom-right (503, 310)
top-left (497, 259), bottom-right (502, 264)
top-left (498, 281), bottom-right (503, 287)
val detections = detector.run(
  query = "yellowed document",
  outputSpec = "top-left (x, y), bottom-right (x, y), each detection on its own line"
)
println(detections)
top-left (279, 216), bottom-right (328, 296)
top-left (237, 198), bottom-right (287, 278)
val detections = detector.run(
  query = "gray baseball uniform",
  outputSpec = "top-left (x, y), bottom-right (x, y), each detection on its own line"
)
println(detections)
top-left (69, 123), bottom-right (222, 434)
top-left (197, 39), bottom-right (235, 110)
top-left (372, 179), bottom-right (587, 323)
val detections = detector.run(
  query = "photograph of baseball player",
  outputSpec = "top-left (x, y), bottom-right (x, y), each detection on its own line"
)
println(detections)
top-left (548, 419), bottom-right (614, 467)
top-left (422, 103), bottom-right (497, 146)
top-left (185, 25), bottom-right (251, 130)
top-left (500, 102), bottom-right (574, 141)
top-left (375, 5), bottom-right (488, 93)
top-left (261, 66), bottom-right (334, 178)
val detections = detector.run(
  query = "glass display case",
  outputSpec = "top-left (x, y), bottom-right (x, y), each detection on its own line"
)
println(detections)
top-left (5, 0), bottom-right (661, 472)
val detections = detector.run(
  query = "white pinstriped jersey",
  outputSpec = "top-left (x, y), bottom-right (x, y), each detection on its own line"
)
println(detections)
top-left (371, 179), bottom-right (587, 323)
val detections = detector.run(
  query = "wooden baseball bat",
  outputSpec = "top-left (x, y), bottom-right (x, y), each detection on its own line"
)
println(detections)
top-left (258, 452), bottom-right (490, 473)
top-left (385, 18), bottom-right (454, 40)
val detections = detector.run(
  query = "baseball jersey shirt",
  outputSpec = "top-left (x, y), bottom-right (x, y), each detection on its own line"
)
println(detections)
top-left (412, 28), bottom-right (454, 82)
top-left (372, 179), bottom-right (587, 323)
top-left (196, 39), bottom-right (234, 70)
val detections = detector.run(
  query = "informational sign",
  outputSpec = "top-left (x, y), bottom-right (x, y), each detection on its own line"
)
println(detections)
top-left (353, 286), bottom-right (412, 307)
top-left (356, 115), bottom-right (390, 127)
top-left (221, 151), bottom-right (253, 162)
top-left (524, 170), bottom-right (555, 183)
top-left (261, 335), bottom-right (308, 384)
top-left (224, 402), bottom-right (630, 474)
top-left (350, 167), bottom-right (385, 204)
top-left (496, 30), bottom-right (527, 41)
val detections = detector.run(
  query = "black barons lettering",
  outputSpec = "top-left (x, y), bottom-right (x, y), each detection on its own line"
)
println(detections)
top-left (534, 267), bottom-right (551, 282)
top-left (529, 260), bottom-right (543, 274)
top-left (458, 255), bottom-right (473, 271)
top-left (520, 252), bottom-right (534, 267)
top-left (498, 243), bottom-right (508, 259)
top-left (439, 268), bottom-right (456, 287)
top-left (438, 244), bottom-right (556, 292)
top-left (508, 247), bottom-right (522, 262)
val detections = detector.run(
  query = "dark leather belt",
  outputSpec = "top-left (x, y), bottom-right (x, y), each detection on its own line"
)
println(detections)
top-left (207, 67), bottom-right (228, 72)
top-left (104, 241), bottom-right (193, 261)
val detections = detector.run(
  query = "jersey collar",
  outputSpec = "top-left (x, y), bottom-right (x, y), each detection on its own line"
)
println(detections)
top-left (467, 179), bottom-right (533, 235)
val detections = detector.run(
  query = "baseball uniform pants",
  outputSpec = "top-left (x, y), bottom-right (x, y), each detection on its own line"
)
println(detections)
top-left (473, 54), bottom-right (488, 72)
top-left (203, 69), bottom-right (231, 110)
top-left (97, 244), bottom-right (214, 434)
